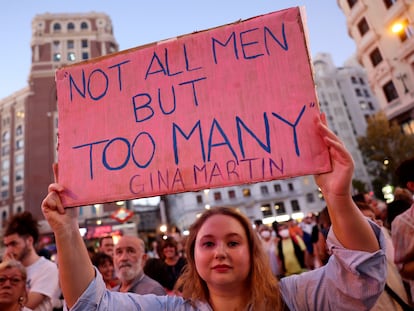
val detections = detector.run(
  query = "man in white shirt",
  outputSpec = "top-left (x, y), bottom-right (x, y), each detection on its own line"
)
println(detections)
top-left (3, 211), bottom-right (60, 311)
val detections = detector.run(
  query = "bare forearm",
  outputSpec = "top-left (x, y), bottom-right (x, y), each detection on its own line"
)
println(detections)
top-left (327, 195), bottom-right (379, 252)
top-left (54, 220), bottom-right (94, 308)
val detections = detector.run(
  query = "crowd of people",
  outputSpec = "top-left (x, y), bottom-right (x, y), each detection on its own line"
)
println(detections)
top-left (0, 115), bottom-right (413, 310)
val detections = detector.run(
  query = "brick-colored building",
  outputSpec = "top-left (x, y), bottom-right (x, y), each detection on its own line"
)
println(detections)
top-left (0, 12), bottom-right (118, 223)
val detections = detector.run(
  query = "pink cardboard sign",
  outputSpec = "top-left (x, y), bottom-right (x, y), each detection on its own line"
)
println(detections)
top-left (56, 6), bottom-right (331, 207)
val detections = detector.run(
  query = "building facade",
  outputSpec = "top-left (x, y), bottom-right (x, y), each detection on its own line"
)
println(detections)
top-left (0, 12), bottom-right (118, 225)
top-left (338, 0), bottom-right (414, 132)
top-left (313, 52), bottom-right (379, 189)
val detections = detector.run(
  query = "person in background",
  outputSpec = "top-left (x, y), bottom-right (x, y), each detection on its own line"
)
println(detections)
top-left (112, 236), bottom-right (166, 296)
top-left (356, 201), bottom-right (411, 311)
top-left (273, 221), bottom-right (307, 276)
top-left (98, 236), bottom-right (114, 258)
top-left (387, 187), bottom-right (413, 230)
top-left (3, 211), bottom-right (60, 311)
top-left (146, 240), bottom-right (159, 259)
top-left (40, 114), bottom-right (387, 310)
top-left (391, 157), bottom-right (414, 306)
top-left (158, 236), bottom-right (187, 292)
top-left (299, 214), bottom-right (321, 270)
top-left (0, 259), bottom-right (31, 311)
top-left (91, 252), bottom-right (119, 289)
top-left (258, 224), bottom-right (281, 278)
top-left (315, 207), bottom-right (332, 266)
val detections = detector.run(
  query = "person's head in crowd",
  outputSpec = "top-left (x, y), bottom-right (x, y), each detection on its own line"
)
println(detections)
top-left (87, 246), bottom-right (96, 260)
top-left (175, 207), bottom-right (282, 309)
top-left (0, 259), bottom-right (27, 311)
top-left (98, 236), bottom-right (114, 257)
top-left (393, 187), bottom-right (413, 203)
top-left (114, 236), bottom-right (146, 284)
top-left (91, 252), bottom-right (115, 289)
top-left (355, 202), bottom-right (382, 227)
top-left (3, 211), bottom-right (39, 265)
top-left (143, 257), bottom-right (170, 289)
top-left (159, 237), bottom-right (180, 262)
top-left (258, 225), bottom-right (273, 241)
top-left (395, 157), bottom-right (414, 191)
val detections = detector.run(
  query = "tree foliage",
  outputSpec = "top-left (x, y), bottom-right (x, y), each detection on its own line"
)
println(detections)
top-left (357, 111), bottom-right (414, 194)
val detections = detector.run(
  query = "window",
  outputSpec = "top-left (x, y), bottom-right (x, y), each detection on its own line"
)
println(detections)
top-left (260, 185), bottom-right (269, 195)
top-left (383, 0), bottom-right (397, 9)
top-left (291, 199), bottom-right (301, 212)
top-left (1, 190), bottom-right (8, 199)
top-left (364, 89), bottom-right (370, 97)
top-left (242, 188), bottom-right (251, 197)
top-left (228, 190), bottom-right (236, 199)
top-left (2, 131), bottom-right (9, 142)
top-left (16, 125), bottom-right (23, 136)
top-left (81, 22), bottom-right (88, 30)
top-left (16, 206), bottom-right (22, 213)
top-left (347, 0), bottom-right (358, 8)
top-left (359, 78), bottom-right (365, 85)
top-left (288, 183), bottom-right (294, 191)
top-left (402, 119), bottom-right (414, 135)
top-left (351, 76), bottom-right (357, 84)
top-left (67, 22), bottom-right (75, 31)
top-left (67, 40), bottom-right (74, 49)
top-left (15, 169), bottom-right (23, 181)
top-left (273, 184), bottom-right (281, 192)
top-left (368, 102), bottom-right (375, 110)
top-left (306, 193), bottom-right (315, 203)
top-left (53, 23), bottom-right (61, 32)
top-left (357, 18), bottom-right (369, 36)
top-left (1, 175), bottom-right (9, 187)
top-left (1, 145), bottom-right (9, 156)
top-left (383, 80), bottom-right (399, 102)
top-left (214, 192), bottom-right (222, 201)
top-left (15, 185), bottom-right (23, 193)
top-left (82, 52), bottom-right (89, 60)
top-left (81, 39), bottom-right (88, 48)
top-left (369, 48), bottom-right (383, 67)
top-left (1, 160), bottom-right (9, 171)
top-left (395, 20), bottom-right (412, 42)
top-left (196, 194), bottom-right (203, 204)
top-left (16, 139), bottom-right (24, 150)
top-left (261, 204), bottom-right (272, 217)
top-left (274, 202), bottom-right (286, 215)
top-left (15, 154), bottom-right (24, 165)
top-left (53, 53), bottom-right (61, 62)
top-left (67, 52), bottom-right (76, 61)
top-left (355, 88), bottom-right (362, 97)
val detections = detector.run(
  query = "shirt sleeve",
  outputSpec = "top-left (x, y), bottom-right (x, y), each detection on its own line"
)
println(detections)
top-left (279, 220), bottom-right (387, 311)
top-left (391, 212), bottom-right (414, 264)
top-left (68, 268), bottom-right (190, 311)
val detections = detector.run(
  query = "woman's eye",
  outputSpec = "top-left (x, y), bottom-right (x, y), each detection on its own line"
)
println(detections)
top-left (203, 241), bottom-right (214, 247)
top-left (228, 241), bottom-right (239, 247)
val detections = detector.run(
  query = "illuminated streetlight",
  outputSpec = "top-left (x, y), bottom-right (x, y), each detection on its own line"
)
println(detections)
top-left (159, 224), bottom-right (167, 233)
top-left (383, 159), bottom-right (389, 166)
top-left (391, 21), bottom-right (406, 34)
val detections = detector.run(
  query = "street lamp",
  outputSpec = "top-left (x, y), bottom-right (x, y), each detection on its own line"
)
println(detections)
top-left (396, 73), bottom-right (410, 94)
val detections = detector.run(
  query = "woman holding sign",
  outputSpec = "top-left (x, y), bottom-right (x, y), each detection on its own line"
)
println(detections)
top-left (41, 114), bottom-right (386, 310)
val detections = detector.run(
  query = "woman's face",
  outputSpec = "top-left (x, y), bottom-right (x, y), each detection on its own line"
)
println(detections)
top-left (162, 245), bottom-right (177, 260)
top-left (194, 214), bottom-right (250, 291)
top-left (98, 260), bottom-right (114, 283)
top-left (0, 267), bottom-right (26, 307)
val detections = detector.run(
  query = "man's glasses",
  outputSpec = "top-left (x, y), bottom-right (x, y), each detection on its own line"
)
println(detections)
top-left (0, 275), bottom-right (24, 286)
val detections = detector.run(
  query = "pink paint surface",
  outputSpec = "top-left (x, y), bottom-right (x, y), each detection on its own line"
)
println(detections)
top-left (56, 7), bottom-right (331, 207)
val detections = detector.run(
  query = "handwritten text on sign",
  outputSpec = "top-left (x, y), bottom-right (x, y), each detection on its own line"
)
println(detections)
top-left (56, 7), bottom-right (331, 207)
